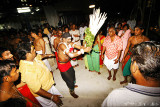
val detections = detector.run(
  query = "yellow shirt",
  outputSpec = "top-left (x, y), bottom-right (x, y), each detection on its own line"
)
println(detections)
top-left (19, 55), bottom-right (54, 97)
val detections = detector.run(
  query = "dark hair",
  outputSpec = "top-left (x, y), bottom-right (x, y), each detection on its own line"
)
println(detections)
top-left (117, 23), bottom-right (122, 26)
top-left (134, 25), bottom-right (144, 30)
top-left (17, 42), bottom-right (32, 60)
top-left (0, 47), bottom-right (9, 57)
top-left (64, 27), bottom-right (69, 30)
top-left (108, 26), bottom-right (116, 31)
top-left (62, 32), bottom-right (71, 38)
top-left (131, 41), bottom-right (160, 80)
top-left (0, 60), bottom-right (16, 84)
top-left (123, 24), bottom-right (129, 29)
top-left (30, 29), bottom-right (38, 35)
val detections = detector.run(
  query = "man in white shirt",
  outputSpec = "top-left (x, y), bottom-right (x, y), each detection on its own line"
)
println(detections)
top-left (69, 24), bottom-right (80, 67)
top-left (79, 23), bottom-right (87, 46)
top-left (102, 41), bottom-right (160, 107)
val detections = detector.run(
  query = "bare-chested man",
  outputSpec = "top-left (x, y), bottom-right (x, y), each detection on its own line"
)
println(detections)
top-left (31, 30), bottom-right (52, 72)
top-left (57, 33), bottom-right (91, 98)
top-left (53, 30), bottom-right (63, 69)
top-left (53, 30), bottom-right (63, 51)
top-left (120, 25), bottom-right (150, 84)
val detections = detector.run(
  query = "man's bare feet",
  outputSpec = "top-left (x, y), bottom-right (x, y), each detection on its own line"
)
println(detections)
top-left (98, 72), bottom-right (101, 75)
top-left (75, 64), bottom-right (79, 67)
top-left (70, 91), bottom-right (79, 98)
top-left (74, 85), bottom-right (78, 88)
top-left (107, 76), bottom-right (112, 80)
top-left (89, 70), bottom-right (94, 72)
top-left (120, 80), bottom-right (127, 84)
top-left (85, 66), bottom-right (87, 69)
top-left (113, 76), bottom-right (116, 81)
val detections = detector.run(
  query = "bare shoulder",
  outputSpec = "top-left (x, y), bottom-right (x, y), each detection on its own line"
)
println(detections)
top-left (39, 37), bottom-right (44, 41)
top-left (38, 38), bottom-right (44, 42)
top-left (59, 43), bottom-right (66, 50)
top-left (54, 38), bottom-right (58, 43)
top-left (70, 42), bottom-right (74, 45)
top-left (128, 36), bottom-right (134, 41)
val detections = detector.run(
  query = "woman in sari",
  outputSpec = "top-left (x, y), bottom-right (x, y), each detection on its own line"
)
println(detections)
top-left (98, 30), bottom-right (105, 68)
top-left (87, 34), bottom-right (101, 74)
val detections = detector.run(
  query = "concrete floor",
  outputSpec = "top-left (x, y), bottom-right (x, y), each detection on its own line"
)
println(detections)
top-left (52, 59), bottom-right (129, 107)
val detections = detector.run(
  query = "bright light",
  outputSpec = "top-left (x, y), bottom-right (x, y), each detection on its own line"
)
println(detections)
top-left (17, 7), bottom-right (31, 13)
top-left (89, 5), bottom-right (95, 8)
top-left (118, 12), bottom-right (120, 15)
top-left (36, 8), bottom-right (40, 11)
top-left (29, 4), bottom-right (32, 7)
top-left (31, 12), bottom-right (34, 14)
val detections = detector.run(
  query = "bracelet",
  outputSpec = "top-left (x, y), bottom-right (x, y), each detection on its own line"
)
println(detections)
top-left (77, 51), bottom-right (81, 55)
top-left (80, 49), bottom-right (84, 54)
top-left (51, 95), bottom-right (54, 100)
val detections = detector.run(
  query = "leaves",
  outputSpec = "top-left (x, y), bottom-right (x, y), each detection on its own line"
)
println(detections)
top-left (84, 28), bottom-right (95, 47)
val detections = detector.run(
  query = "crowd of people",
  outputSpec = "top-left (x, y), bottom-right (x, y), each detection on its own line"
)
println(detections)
top-left (0, 19), bottom-right (160, 107)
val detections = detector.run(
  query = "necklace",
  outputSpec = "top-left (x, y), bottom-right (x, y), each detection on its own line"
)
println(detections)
top-left (0, 86), bottom-right (39, 107)
top-left (0, 86), bottom-right (25, 100)
top-left (135, 35), bottom-right (144, 44)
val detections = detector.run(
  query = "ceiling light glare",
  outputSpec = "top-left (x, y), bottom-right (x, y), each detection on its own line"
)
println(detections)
top-left (89, 5), bottom-right (95, 8)
top-left (36, 8), bottom-right (40, 11)
top-left (17, 7), bottom-right (31, 13)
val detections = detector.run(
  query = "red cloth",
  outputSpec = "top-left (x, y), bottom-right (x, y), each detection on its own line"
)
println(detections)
top-left (122, 50), bottom-right (132, 71)
top-left (55, 52), bottom-right (58, 64)
top-left (18, 84), bottom-right (41, 107)
top-left (57, 45), bottom-right (72, 72)
top-left (58, 61), bottom-right (72, 72)
top-left (99, 36), bottom-right (105, 65)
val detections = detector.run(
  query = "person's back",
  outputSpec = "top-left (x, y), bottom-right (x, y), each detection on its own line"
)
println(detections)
top-left (102, 41), bottom-right (160, 107)
top-left (33, 37), bottom-right (44, 51)
top-left (102, 83), bottom-right (160, 106)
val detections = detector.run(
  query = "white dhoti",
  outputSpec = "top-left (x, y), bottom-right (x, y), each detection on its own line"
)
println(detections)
top-left (36, 50), bottom-right (52, 71)
top-left (103, 55), bottom-right (119, 71)
top-left (36, 85), bottom-right (63, 107)
top-left (71, 60), bottom-right (78, 66)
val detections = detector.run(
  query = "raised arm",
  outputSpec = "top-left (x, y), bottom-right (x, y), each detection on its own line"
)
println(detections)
top-left (70, 42), bottom-right (82, 50)
top-left (53, 38), bottom-right (58, 51)
top-left (60, 44), bottom-right (91, 58)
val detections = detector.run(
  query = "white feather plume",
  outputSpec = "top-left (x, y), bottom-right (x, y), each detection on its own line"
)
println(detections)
top-left (89, 8), bottom-right (107, 36)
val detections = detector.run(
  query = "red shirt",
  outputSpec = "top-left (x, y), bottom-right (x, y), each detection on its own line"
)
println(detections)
top-left (103, 35), bottom-right (122, 59)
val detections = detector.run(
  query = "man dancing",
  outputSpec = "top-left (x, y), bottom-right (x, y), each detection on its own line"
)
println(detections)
top-left (57, 33), bottom-right (91, 98)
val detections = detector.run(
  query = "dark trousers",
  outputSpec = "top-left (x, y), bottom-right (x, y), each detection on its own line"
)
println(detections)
top-left (60, 67), bottom-right (75, 91)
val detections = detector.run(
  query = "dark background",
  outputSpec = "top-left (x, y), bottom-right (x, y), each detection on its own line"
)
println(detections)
top-left (0, 0), bottom-right (160, 41)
